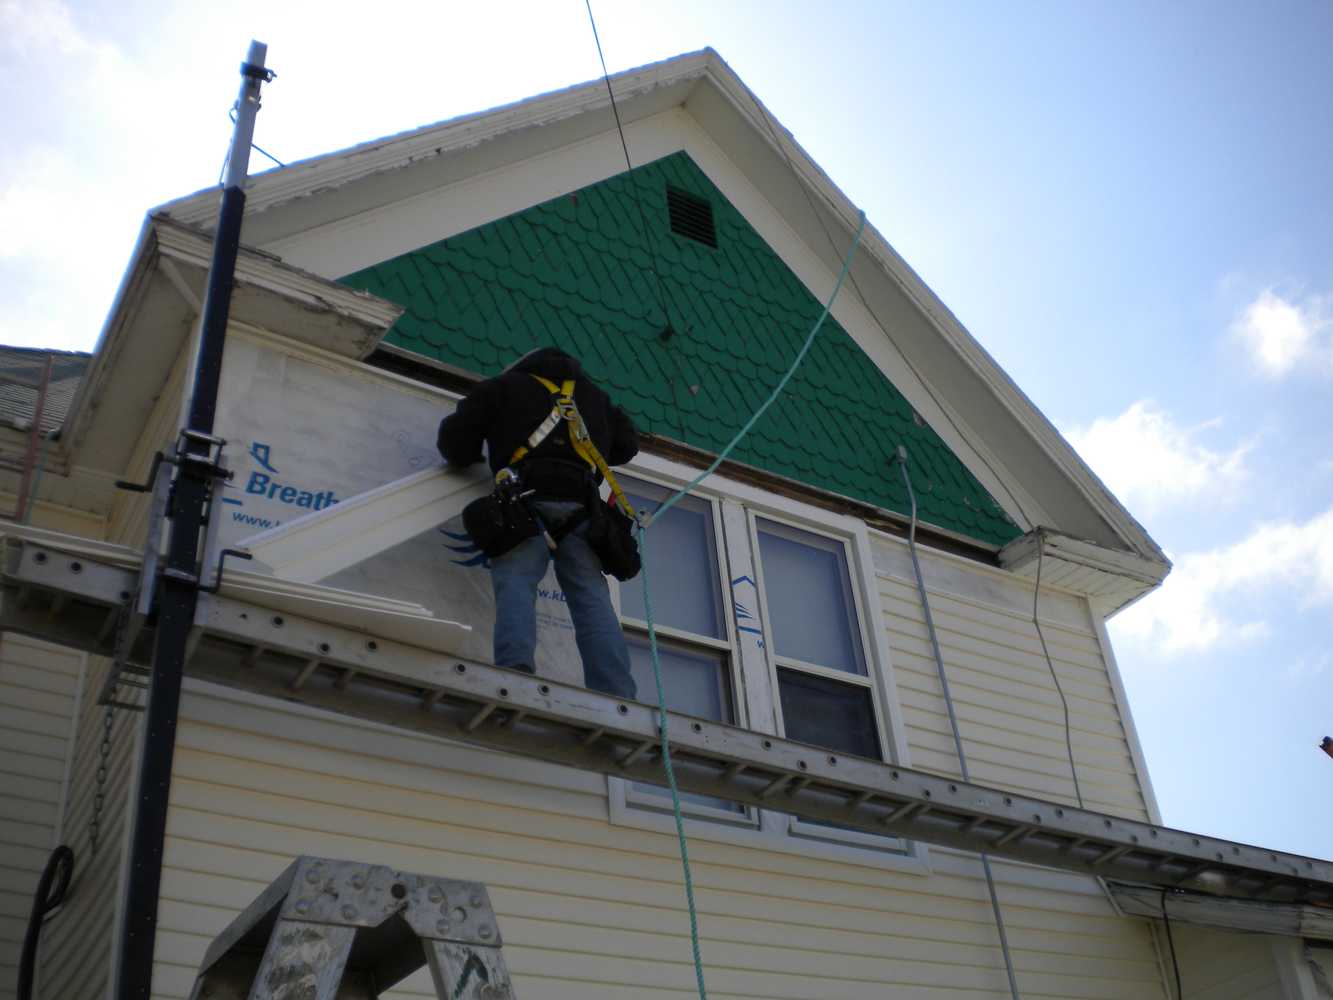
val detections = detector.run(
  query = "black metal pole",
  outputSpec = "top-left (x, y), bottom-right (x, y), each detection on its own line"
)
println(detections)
top-left (114, 41), bottom-right (272, 1000)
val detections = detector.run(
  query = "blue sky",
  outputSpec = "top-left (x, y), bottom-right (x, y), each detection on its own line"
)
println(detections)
top-left (3, 1), bottom-right (1330, 858)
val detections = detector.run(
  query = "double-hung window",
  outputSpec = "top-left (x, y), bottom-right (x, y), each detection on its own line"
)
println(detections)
top-left (616, 478), bottom-right (751, 821)
top-left (612, 467), bottom-right (915, 865)
top-left (751, 515), bottom-right (902, 851)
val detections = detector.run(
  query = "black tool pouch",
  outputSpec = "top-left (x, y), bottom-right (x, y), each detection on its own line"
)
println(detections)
top-left (586, 494), bottom-right (641, 581)
top-left (462, 488), bottom-right (539, 559)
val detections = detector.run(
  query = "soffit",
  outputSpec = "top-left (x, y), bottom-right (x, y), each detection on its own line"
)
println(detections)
top-left (61, 218), bottom-right (403, 480)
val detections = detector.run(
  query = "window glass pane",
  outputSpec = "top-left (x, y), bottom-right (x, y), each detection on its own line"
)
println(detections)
top-left (626, 634), bottom-right (741, 814)
top-left (619, 485), bottom-right (724, 640)
top-left (777, 668), bottom-right (881, 760)
top-left (756, 520), bottom-right (865, 675)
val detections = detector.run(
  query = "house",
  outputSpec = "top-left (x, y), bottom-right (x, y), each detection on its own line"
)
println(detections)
top-left (2, 49), bottom-right (1330, 999)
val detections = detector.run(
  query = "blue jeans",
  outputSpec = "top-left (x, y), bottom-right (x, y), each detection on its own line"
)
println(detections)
top-left (490, 500), bottom-right (637, 700)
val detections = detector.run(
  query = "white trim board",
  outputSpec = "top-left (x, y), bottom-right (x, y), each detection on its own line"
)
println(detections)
top-left (239, 466), bottom-right (490, 583)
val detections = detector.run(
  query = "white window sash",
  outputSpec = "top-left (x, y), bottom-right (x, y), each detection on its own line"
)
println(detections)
top-left (608, 456), bottom-right (923, 865)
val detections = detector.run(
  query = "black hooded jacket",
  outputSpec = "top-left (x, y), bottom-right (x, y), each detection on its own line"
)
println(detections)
top-left (437, 348), bottom-right (639, 499)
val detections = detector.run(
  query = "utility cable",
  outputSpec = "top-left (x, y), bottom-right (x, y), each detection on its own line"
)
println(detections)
top-left (1160, 888), bottom-right (1184, 999)
top-left (583, 0), bottom-right (691, 445)
top-left (583, 0), bottom-right (682, 340)
top-left (895, 448), bottom-right (1022, 1000)
top-left (18, 845), bottom-right (73, 1000)
top-left (1034, 533), bottom-right (1085, 809)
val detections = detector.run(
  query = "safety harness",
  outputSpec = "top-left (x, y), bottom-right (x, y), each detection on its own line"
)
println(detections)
top-left (506, 375), bottom-right (636, 520)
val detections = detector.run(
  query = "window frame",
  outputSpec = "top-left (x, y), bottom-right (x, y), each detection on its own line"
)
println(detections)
top-left (607, 453), bottom-right (927, 873)
top-left (614, 471), bottom-right (759, 827)
top-left (748, 508), bottom-right (909, 855)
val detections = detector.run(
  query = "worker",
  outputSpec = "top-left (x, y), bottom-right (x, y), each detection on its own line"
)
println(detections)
top-left (438, 347), bottom-right (640, 700)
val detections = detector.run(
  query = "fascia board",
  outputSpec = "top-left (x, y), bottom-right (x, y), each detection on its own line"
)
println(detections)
top-left (238, 466), bottom-right (491, 583)
top-left (152, 217), bottom-right (404, 358)
top-left (63, 218), bottom-right (405, 479)
top-left (221, 568), bottom-right (434, 617)
top-left (63, 217), bottom-right (404, 480)
top-left (217, 572), bottom-right (472, 656)
top-left (1000, 528), bottom-right (1170, 587)
top-left (156, 50), bottom-right (716, 230)
top-left (997, 528), bottom-right (1168, 612)
top-left (0, 522), bottom-right (141, 568)
top-left (60, 217), bottom-right (162, 468)
top-left (1108, 881), bottom-right (1333, 942)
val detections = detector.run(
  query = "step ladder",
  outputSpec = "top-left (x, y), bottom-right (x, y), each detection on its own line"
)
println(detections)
top-left (4, 533), bottom-right (1332, 916)
top-left (188, 856), bottom-right (514, 1000)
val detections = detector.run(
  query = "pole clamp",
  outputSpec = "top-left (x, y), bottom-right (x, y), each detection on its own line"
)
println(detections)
top-left (240, 62), bottom-right (276, 83)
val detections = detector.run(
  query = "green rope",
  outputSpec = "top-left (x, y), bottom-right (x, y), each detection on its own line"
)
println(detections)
top-left (636, 522), bottom-right (709, 998)
top-left (634, 211), bottom-right (866, 1000)
top-left (643, 211), bottom-right (867, 526)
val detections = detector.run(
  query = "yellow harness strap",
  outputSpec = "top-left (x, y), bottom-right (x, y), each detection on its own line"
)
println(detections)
top-left (507, 375), bottom-right (636, 519)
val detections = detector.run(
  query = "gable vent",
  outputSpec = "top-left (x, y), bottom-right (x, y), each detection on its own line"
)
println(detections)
top-left (666, 186), bottom-right (717, 249)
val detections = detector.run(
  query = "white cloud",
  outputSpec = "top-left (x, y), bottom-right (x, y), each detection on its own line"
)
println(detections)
top-left (1063, 401), bottom-right (1251, 515)
top-left (1112, 507), bottom-right (1333, 655)
top-left (1, 0), bottom-right (91, 55)
top-left (1233, 289), bottom-right (1331, 377)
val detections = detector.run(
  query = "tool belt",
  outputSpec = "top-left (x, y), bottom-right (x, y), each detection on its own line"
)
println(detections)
top-left (461, 475), bottom-right (539, 559)
top-left (461, 376), bottom-right (640, 579)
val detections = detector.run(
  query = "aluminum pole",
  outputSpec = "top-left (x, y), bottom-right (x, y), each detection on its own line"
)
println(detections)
top-left (113, 40), bottom-right (272, 1000)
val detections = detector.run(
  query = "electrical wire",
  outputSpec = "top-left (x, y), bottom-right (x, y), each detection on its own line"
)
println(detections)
top-left (582, 0), bottom-right (692, 445)
top-left (1034, 533), bottom-right (1085, 809)
top-left (1160, 888), bottom-right (1184, 999)
top-left (896, 450), bottom-right (1021, 1000)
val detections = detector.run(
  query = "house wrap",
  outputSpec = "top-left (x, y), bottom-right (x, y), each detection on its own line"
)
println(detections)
top-left (1, 49), bottom-right (1328, 1000)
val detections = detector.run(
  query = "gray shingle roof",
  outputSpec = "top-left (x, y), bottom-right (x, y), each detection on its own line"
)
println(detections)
top-left (0, 347), bottom-right (92, 435)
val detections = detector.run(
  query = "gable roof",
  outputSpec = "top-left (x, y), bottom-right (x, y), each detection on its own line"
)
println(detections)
top-left (151, 48), bottom-right (1167, 586)
top-left (341, 150), bottom-right (1020, 546)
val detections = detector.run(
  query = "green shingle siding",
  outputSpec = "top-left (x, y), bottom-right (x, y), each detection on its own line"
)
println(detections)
top-left (340, 152), bottom-right (1019, 546)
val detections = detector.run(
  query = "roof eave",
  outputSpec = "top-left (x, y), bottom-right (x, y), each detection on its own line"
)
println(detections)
top-left (62, 216), bottom-right (404, 478)
top-left (155, 49), bottom-right (717, 229)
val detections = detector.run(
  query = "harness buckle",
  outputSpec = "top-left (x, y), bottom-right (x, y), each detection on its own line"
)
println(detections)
top-left (556, 398), bottom-right (589, 440)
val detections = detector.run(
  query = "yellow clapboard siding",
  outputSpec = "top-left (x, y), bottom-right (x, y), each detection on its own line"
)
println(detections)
top-left (0, 634), bottom-right (84, 997)
top-left (31, 654), bottom-right (129, 1000)
top-left (876, 583), bottom-right (1109, 666)
top-left (871, 541), bottom-right (1152, 830)
top-left (0, 661), bottom-right (81, 698)
top-left (150, 683), bottom-right (1168, 1000)
top-left (890, 652), bottom-right (1122, 739)
top-left (166, 744), bottom-right (1122, 919)
top-left (884, 622), bottom-right (1118, 712)
top-left (896, 687), bottom-right (1134, 770)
